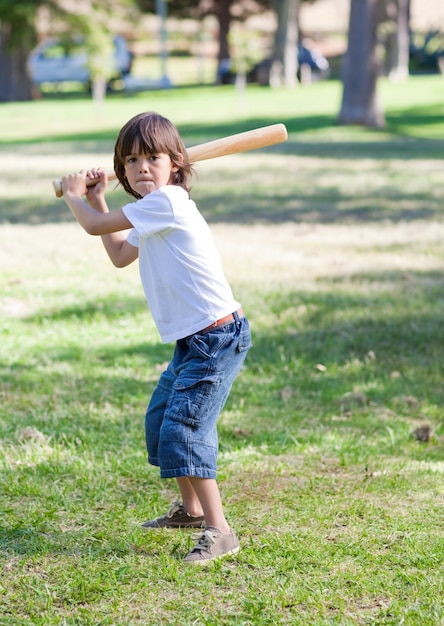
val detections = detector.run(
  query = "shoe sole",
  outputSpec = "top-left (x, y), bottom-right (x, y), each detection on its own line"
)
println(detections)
top-left (141, 525), bottom-right (203, 531)
top-left (141, 521), bottom-right (204, 531)
top-left (184, 545), bottom-right (240, 565)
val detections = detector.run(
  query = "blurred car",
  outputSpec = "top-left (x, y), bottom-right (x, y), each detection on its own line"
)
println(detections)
top-left (298, 45), bottom-right (330, 72)
top-left (28, 35), bottom-right (133, 86)
top-left (247, 45), bottom-right (330, 85)
top-left (409, 30), bottom-right (444, 74)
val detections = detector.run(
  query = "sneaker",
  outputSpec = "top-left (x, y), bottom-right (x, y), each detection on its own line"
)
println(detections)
top-left (184, 526), bottom-right (240, 565)
top-left (141, 501), bottom-right (205, 530)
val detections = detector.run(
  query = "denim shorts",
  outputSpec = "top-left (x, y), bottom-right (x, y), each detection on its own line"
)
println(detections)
top-left (145, 312), bottom-right (252, 479)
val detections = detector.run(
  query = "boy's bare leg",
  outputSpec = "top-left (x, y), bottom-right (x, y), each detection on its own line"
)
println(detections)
top-left (176, 476), bottom-right (204, 518)
top-left (177, 476), bottom-right (230, 534)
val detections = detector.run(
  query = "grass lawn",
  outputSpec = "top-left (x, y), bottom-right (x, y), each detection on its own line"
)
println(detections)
top-left (0, 76), bottom-right (443, 625)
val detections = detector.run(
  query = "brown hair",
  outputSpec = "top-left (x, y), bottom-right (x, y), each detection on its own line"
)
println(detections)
top-left (113, 112), bottom-right (194, 199)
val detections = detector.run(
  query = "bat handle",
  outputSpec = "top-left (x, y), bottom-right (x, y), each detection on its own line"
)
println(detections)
top-left (52, 174), bottom-right (107, 198)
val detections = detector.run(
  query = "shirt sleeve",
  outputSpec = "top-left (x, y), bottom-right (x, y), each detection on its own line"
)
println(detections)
top-left (126, 228), bottom-right (139, 248)
top-left (122, 188), bottom-right (175, 238)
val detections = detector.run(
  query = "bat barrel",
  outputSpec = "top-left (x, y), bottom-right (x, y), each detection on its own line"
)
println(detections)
top-left (187, 123), bottom-right (288, 163)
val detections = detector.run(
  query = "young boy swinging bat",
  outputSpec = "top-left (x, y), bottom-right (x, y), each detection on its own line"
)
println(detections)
top-left (60, 111), bottom-right (253, 564)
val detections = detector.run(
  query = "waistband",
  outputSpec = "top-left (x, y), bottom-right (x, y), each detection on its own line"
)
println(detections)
top-left (199, 308), bottom-right (244, 334)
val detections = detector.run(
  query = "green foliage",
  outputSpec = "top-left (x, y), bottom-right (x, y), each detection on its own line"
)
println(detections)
top-left (84, 27), bottom-right (116, 81)
top-left (0, 0), bottom-right (43, 48)
top-left (135, 0), bottom-right (274, 20)
top-left (228, 24), bottom-right (265, 74)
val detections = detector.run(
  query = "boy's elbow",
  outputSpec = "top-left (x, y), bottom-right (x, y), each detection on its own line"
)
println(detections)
top-left (86, 222), bottom-right (104, 236)
top-left (81, 213), bottom-right (109, 236)
top-left (78, 217), bottom-right (98, 235)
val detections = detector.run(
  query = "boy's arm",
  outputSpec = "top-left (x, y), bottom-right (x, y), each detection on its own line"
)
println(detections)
top-left (62, 170), bottom-right (138, 268)
top-left (100, 231), bottom-right (139, 268)
top-left (62, 171), bottom-right (132, 235)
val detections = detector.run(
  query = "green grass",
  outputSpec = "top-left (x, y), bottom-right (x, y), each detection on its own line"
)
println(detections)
top-left (1, 76), bottom-right (444, 625)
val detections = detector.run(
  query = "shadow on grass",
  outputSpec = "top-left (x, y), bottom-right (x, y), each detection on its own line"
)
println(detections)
top-left (2, 95), bottom-right (443, 148)
top-left (0, 188), bottom-right (129, 225)
top-left (26, 293), bottom-right (148, 324)
top-left (1, 269), bottom-right (443, 453)
top-left (2, 92), bottom-right (443, 225)
top-left (0, 113), bottom-right (335, 147)
top-left (9, 192), bottom-right (437, 227)
top-left (385, 103), bottom-right (444, 137)
top-left (0, 527), bottom-right (76, 557)
top-left (3, 114), bottom-right (444, 155)
top-left (0, 526), bottom-right (142, 559)
top-left (258, 267), bottom-right (444, 365)
top-left (197, 187), bottom-right (440, 224)
top-left (234, 267), bottom-right (444, 449)
top-left (2, 134), bottom-right (443, 225)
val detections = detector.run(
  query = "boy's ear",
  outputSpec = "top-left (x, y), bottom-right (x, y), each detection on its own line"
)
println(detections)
top-left (171, 154), bottom-right (184, 172)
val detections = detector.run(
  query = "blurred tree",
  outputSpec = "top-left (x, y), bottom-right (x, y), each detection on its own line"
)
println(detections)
top-left (243, 0), bottom-right (317, 88)
top-left (64, 2), bottom-right (134, 106)
top-left (382, 0), bottom-right (410, 81)
top-left (136, 0), bottom-right (322, 86)
top-left (0, 0), bottom-right (44, 101)
top-left (137, 0), bottom-right (273, 83)
top-left (0, 0), bottom-right (133, 102)
top-left (83, 23), bottom-right (116, 108)
top-left (269, 0), bottom-right (299, 87)
top-left (338, 0), bottom-right (385, 127)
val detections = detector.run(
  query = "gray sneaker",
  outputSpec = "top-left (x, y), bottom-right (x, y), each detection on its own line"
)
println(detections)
top-left (141, 501), bottom-right (205, 530)
top-left (184, 526), bottom-right (240, 565)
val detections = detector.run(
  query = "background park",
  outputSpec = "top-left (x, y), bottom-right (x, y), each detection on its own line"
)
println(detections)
top-left (1, 1), bottom-right (444, 624)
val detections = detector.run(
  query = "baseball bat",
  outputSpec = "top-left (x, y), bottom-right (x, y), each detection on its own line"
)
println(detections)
top-left (52, 123), bottom-right (287, 197)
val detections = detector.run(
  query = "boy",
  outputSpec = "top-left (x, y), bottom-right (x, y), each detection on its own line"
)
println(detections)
top-left (61, 112), bottom-right (252, 564)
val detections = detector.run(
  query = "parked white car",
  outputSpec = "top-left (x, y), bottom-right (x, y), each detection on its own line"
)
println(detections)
top-left (28, 35), bottom-right (133, 86)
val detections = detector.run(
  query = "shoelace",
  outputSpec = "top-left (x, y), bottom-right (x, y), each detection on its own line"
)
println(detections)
top-left (190, 529), bottom-right (218, 552)
top-left (166, 501), bottom-right (182, 518)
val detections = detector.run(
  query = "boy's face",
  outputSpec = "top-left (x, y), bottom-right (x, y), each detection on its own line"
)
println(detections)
top-left (123, 145), bottom-right (178, 197)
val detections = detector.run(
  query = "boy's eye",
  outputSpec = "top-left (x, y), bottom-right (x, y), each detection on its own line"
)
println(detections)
top-left (125, 154), bottom-right (159, 164)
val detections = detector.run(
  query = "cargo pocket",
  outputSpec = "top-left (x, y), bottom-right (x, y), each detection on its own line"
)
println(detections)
top-left (165, 374), bottom-right (222, 429)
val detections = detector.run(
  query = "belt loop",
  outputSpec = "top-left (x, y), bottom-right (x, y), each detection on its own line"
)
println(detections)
top-left (233, 309), bottom-right (240, 324)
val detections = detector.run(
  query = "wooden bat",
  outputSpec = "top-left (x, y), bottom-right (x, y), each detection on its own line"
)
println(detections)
top-left (52, 123), bottom-right (287, 197)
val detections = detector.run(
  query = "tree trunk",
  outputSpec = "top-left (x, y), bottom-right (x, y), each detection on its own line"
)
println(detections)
top-left (338, 0), bottom-right (385, 127)
top-left (216, 0), bottom-right (233, 84)
top-left (388, 0), bottom-right (410, 81)
top-left (0, 22), bottom-right (35, 102)
top-left (271, 0), bottom-right (299, 88)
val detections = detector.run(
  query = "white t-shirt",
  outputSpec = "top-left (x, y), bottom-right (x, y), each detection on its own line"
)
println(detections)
top-left (123, 185), bottom-right (240, 343)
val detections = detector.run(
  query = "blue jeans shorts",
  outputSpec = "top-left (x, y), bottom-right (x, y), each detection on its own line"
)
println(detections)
top-left (145, 311), bottom-right (252, 479)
